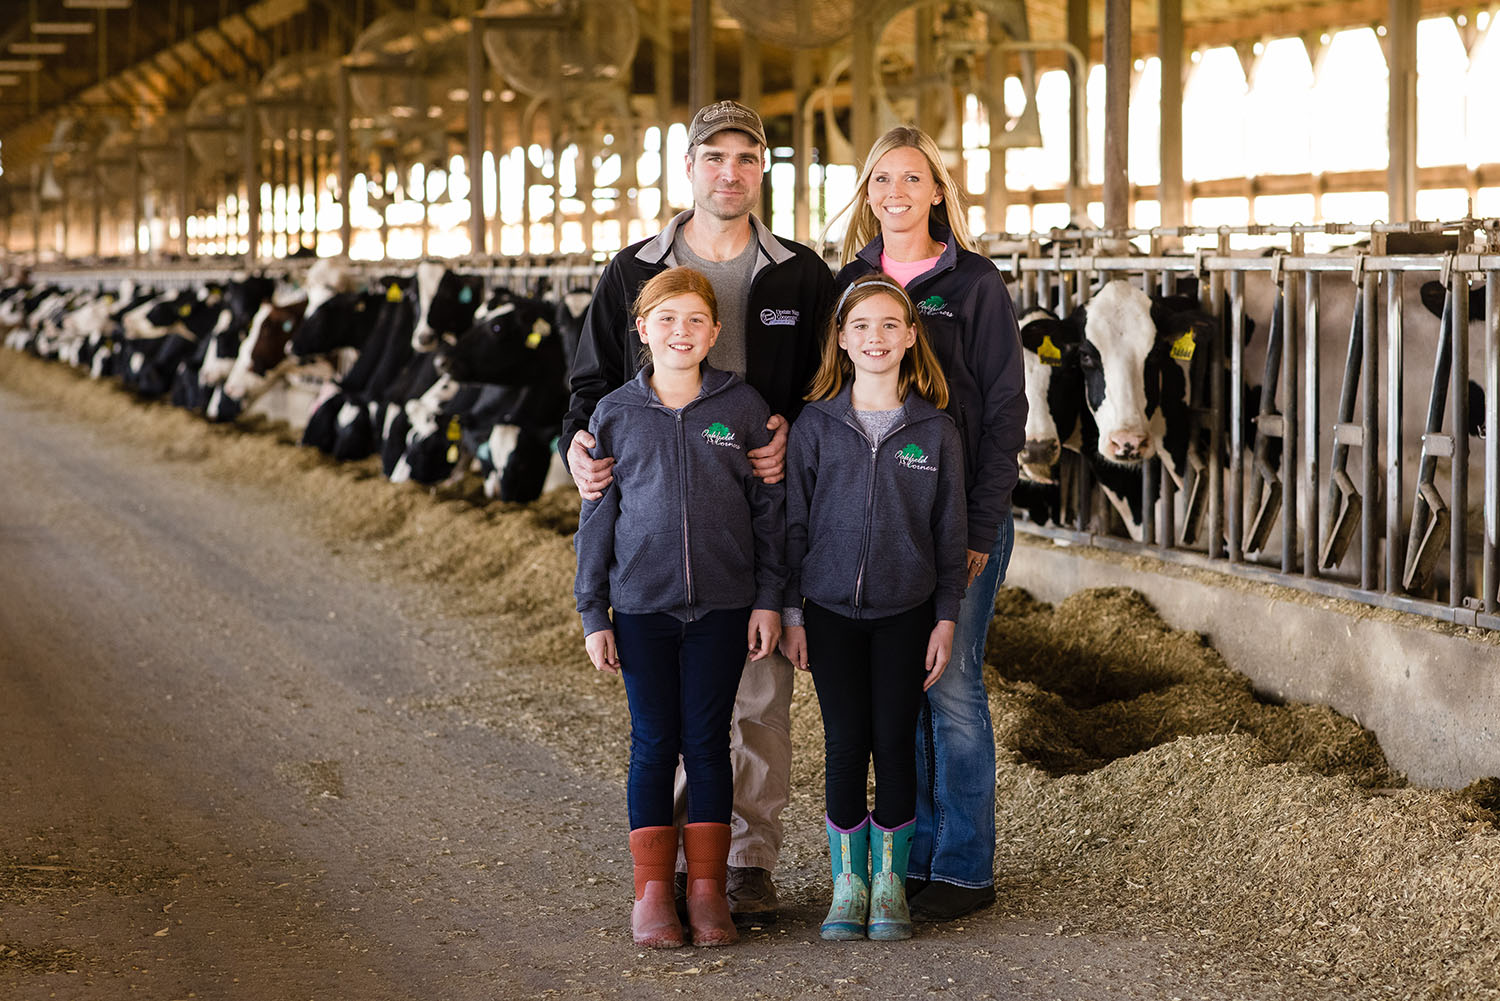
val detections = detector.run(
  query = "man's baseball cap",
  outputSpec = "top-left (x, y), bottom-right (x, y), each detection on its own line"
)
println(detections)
top-left (686, 100), bottom-right (767, 149)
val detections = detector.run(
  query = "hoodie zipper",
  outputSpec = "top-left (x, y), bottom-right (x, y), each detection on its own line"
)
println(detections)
top-left (671, 408), bottom-right (694, 616)
top-left (845, 410), bottom-right (908, 611)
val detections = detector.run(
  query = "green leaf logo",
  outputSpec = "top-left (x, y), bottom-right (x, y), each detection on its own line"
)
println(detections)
top-left (706, 422), bottom-right (732, 438)
top-left (899, 443), bottom-right (926, 460)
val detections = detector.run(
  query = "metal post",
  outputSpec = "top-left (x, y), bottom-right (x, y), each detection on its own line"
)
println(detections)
top-left (1280, 266), bottom-right (1299, 572)
top-left (792, 49), bottom-right (811, 242)
top-left (1362, 272), bottom-right (1380, 591)
top-left (244, 97), bottom-right (259, 262)
top-left (851, 20), bottom-right (873, 165)
top-left (655, 0), bottom-right (672, 226)
top-left (1208, 231), bottom-right (1229, 559)
top-left (467, 21), bottom-right (487, 259)
top-left (492, 89), bottom-right (507, 260)
top-left (131, 149), bottom-right (142, 265)
top-left (1452, 273), bottom-right (1470, 606)
top-left (986, 16), bottom-right (1008, 234)
top-left (689, 0), bottom-right (712, 112)
top-left (1485, 269), bottom-right (1498, 613)
top-left (1158, 0), bottom-right (1184, 231)
top-left (1385, 270), bottom-right (1403, 593)
top-left (180, 136), bottom-right (192, 258)
top-left (1102, 0), bottom-right (1130, 250)
top-left (1387, 0), bottom-right (1417, 222)
top-left (1067, 0), bottom-right (1089, 224)
top-left (1303, 270), bottom-right (1319, 579)
top-left (337, 66), bottom-right (352, 258)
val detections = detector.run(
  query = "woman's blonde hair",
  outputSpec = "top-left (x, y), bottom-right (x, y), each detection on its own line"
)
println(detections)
top-left (632, 266), bottom-right (719, 324)
top-left (822, 126), bottom-right (976, 266)
top-left (806, 272), bottom-right (949, 409)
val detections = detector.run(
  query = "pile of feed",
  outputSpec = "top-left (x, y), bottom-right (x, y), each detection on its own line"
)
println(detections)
top-left (5, 348), bottom-right (1499, 998)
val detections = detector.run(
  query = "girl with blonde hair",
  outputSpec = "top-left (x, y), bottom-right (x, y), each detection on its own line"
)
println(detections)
top-left (823, 125), bottom-right (1027, 922)
top-left (781, 271), bottom-right (967, 941)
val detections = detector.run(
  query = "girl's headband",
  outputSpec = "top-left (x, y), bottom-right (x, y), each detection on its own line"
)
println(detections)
top-left (835, 278), bottom-right (913, 322)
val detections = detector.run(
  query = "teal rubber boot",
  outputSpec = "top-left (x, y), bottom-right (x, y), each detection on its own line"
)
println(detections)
top-left (820, 815), bottom-right (870, 941)
top-left (867, 816), bottom-right (915, 941)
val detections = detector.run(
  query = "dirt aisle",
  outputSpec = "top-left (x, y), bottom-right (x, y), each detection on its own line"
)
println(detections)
top-left (0, 364), bottom-right (1337, 1001)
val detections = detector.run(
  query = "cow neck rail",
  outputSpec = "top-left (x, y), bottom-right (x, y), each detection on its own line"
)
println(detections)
top-left (997, 246), bottom-right (1500, 635)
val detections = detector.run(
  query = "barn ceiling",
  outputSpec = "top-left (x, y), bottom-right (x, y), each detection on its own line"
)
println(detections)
top-left (0, 0), bottom-right (1479, 178)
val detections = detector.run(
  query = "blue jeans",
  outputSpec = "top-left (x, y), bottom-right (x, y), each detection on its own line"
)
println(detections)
top-left (911, 514), bottom-right (1013, 887)
top-left (614, 607), bottom-right (750, 830)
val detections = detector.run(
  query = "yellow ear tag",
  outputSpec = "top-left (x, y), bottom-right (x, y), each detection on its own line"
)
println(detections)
top-left (386, 284), bottom-right (403, 303)
top-left (178, 303), bottom-right (192, 317)
top-left (446, 444), bottom-right (459, 463)
top-left (1170, 330), bottom-right (1196, 361)
top-left (1038, 335), bottom-right (1062, 367)
top-left (445, 415), bottom-right (462, 442)
top-left (526, 317), bottom-right (550, 349)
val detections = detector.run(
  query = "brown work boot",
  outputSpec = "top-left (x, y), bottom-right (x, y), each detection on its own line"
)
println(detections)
top-left (726, 864), bottom-right (780, 926)
top-left (628, 826), bottom-right (685, 948)
top-left (682, 823), bottom-right (739, 946)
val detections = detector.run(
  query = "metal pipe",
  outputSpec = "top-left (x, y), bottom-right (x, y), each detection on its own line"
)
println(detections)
top-left (1486, 269), bottom-right (1498, 613)
top-left (1228, 268), bottom-right (1245, 562)
top-left (1362, 273), bottom-right (1379, 590)
top-left (1281, 270), bottom-right (1298, 572)
top-left (689, 0), bottom-right (711, 112)
top-left (244, 96), bottom-right (259, 263)
top-left (1452, 273), bottom-right (1470, 605)
top-left (1303, 269), bottom-right (1319, 579)
top-left (1387, 0), bottom-right (1418, 222)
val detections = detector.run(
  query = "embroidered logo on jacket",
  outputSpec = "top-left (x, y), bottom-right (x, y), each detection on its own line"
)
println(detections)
top-left (760, 308), bottom-right (800, 326)
top-left (916, 295), bottom-right (953, 319)
top-left (702, 422), bottom-right (741, 448)
top-left (896, 442), bottom-right (938, 472)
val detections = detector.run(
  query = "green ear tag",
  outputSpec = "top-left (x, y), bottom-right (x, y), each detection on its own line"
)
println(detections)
top-left (1171, 330), bottom-right (1196, 362)
top-left (1038, 335), bottom-right (1062, 367)
top-left (458, 285), bottom-right (474, 304)
top-left (283, 320), bottom-right (294, 332)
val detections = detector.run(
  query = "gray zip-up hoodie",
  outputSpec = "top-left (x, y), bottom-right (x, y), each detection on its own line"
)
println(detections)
top-left (575, 364), bottom-right (786, 636)
top-left (785, 385), bottom-right (967, 623)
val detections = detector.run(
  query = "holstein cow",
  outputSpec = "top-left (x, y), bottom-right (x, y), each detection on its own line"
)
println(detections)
top-left (183, 274), bottom-right (279, 412)
top-left (209, 261), bottom-right (354, 422)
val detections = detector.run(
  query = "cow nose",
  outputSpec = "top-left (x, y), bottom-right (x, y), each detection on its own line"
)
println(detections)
top-left (1021, 438), bottom-right (1060, 468)
top-left (1106, 430), bottom-right (1152, 461)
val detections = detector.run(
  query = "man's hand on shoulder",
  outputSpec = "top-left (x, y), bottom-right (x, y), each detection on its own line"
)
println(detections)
top-left (747, 414), bottom-right (789, 484)
top-left (568, 430), bottom-right (615, 500)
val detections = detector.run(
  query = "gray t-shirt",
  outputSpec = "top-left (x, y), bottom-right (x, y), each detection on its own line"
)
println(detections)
top-left (673, 230), bottom-right (757, 378)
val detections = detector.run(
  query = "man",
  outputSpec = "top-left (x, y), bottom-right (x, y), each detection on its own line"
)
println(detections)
top-left (562, 100), bottom-right (835, 924)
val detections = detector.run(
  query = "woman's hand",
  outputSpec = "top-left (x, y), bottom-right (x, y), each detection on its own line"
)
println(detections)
top-left (748, 609), bottom-right (782, 662)
top-left (923, 620), bottom-right (956, 691)
top-left (585, 628), bottom-right (620, 675)
top-left (779, 625), bottom-right (809, 671)
top-left (965, 548), bottom-right (990, 588)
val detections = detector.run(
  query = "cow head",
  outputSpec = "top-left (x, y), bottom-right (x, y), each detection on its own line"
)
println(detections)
top-left (1071, 280), bottom-right (1216, 468)
top-left (1017, 306), bottom-right (1081, 482)
top-left (411, 262), bottom-right (485, 353)
top-left (435, 293), bottom-right (557, 385)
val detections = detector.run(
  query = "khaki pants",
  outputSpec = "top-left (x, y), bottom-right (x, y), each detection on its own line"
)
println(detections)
top-left (675, 650), bottom-right (794, 871)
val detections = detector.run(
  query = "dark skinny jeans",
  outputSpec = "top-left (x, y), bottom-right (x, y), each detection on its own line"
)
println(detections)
top-left (805, 598), bottom-right (933, 831)
top-left (614, 606), bottom-right (750, 830)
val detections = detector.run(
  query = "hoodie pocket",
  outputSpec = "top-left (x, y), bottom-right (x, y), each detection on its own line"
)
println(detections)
top-left (801, 527), bottom-right (863, 601)
top-left (615, 531), bottom-right (676, 596)
top-left (861, 529), bottom-right (934, 607)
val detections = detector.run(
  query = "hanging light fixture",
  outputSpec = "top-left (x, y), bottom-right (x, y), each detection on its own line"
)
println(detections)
top-left (9, 42), bottom-right (67, 54)
top-left (63, 0), bottom-right (132, 7)
top-left (31, 22), bottom-right (96, 35)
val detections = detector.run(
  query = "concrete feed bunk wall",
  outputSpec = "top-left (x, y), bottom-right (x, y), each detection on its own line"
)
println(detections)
top-left (1007, 533), bottom-right (1500, 789)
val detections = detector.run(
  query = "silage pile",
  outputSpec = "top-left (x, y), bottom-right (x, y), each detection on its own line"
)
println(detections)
top-left (5, 348), bottom-right (1500, 998)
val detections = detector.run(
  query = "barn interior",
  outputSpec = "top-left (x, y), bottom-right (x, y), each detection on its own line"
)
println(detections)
top-left (3, 5), bottom-right (1500, 996)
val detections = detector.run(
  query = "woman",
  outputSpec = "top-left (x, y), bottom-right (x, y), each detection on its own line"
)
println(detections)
top-left (822, 126), bottom-right (1027, 921)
